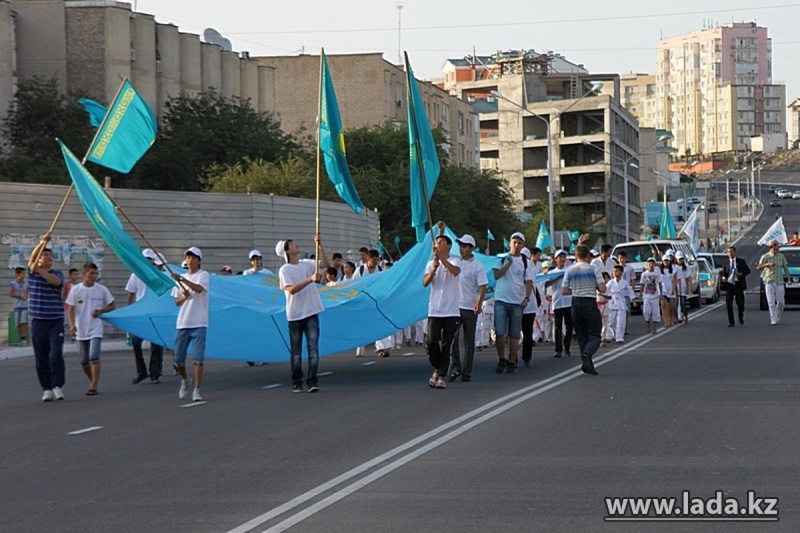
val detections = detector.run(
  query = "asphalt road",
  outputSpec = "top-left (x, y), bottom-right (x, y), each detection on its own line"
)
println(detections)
top-left (2, 191), bottom-right (799, 532)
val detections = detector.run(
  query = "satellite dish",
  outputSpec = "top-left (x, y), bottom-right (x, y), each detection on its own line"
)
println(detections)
top-left (203, 27), bottom-right (232, 52)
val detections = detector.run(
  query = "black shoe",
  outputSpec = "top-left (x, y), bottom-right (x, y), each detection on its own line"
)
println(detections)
top-left (461, 375), bottom-right (471, 383)
top-left (739, 318), bottom-right (744, 325)
top-left (131, 374), bottom-right (148, 384)
top-left (495, 359), bottom-right (507, 374)
top-left (307, 383), bottom-right (319, 393)
top-left (522, 359), bottom-right (531, 367)
top-left (506, 362), bottom-right (517, 374)
top-left (728, 323), bottom-right (734, 327)
top-left (292, 383), bottom-right (303, 393)
top-left (581, 354), bottom-right (598, 375)
top-left (553, 352), bottom-right (562, 358)
top-left (565, 351), bottom-right (572, 357)
top-left (447, 372), bottom-right (461, 383)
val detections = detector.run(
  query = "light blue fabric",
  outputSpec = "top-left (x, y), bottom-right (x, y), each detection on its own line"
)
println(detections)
top-left (85, 79), bottom-right (157, 174)
top-left (535, 220), bottom-right (553, 251)
top-left (77, 98), bottom-right (107, 128)
top-left (319, 52), bottom-right (364, 214)
top-left (405, 53), bottom-right (441, 242)
top-left (659, 202), bottom-right (677, 238)
top-left (60, 141), bottom-right (175, 296)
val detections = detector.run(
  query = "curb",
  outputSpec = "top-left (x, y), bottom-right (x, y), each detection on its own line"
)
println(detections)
top-left (1, 340), bottom-right (131, 361)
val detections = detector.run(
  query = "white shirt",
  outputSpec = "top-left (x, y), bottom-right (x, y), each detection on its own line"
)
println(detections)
top-left (171, 269), bottom-right (210, 329)
top-left (494, 255), bottom-right (535, 305)
top-left (457, 256), bottom-right (489, 310)
top-left (548, 267), bottom-right (571, 309)
top-left (243, 267), bottom-right (273, 276)
top-left (591, 256), bottom-right (616, 276)
top-left (125, 273), bottom-right (147, 302)
top-left (606, 278), bottom-right (636, 310)
top-left (279, 259), bottom-right (324, 321)
top-left (66, 283), bottom-right (114, 340)
top-left (659, 268), bottom-right (676, 297)
top-left (353, 264), bottom-right (382, 278)
top-left (425, 254), bottom-right (462, 317)
top-left (675, 265), bottom-right (690, 295)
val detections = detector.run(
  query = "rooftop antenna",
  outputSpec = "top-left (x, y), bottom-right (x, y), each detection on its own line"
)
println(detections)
top-left (203, 28), bottom-right (232, 52)
top-left (397, 3), bottom-right (404, 64)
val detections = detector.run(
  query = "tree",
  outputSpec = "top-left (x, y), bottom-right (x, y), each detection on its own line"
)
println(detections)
top-left (519, 199), bottom-right (591, 250)
top-left (0, 76), bottom-right (95, 184)
top-left (126, 90), bottom-right (301, 191)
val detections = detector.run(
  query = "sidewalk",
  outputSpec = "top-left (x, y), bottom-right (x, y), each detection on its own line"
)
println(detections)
top-left (1, 339), bottom-right (130, 361)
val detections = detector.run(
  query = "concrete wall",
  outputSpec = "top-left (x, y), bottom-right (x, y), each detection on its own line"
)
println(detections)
top-left (12, 0), bottom-right (67, 88)
top-left (200, 42), bottom-right (221, 91)
top-left (0, 182), bottom-right (380, 344)
top-left (179, 32), bottom-right (201, 95)
top-left (130, 12), bottom-right (156, 113)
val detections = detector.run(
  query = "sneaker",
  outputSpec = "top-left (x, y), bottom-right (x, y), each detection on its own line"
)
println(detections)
top-left (447, 371), bottom-right (461, 383)
top-left (553, 352), bottom-right (563, 358)
top-left (178, 377), bottom-right (192, 400)
top-left (506, 362), bottom-right (517, 374)
top-left (192, 389), bottom-right (203, 402)
top-left (53, 386), bottom-right (64, 401)
top-left (461, 375), bottom-right (471, 383)
top-left (522, 359), bottom-right (531, 367)
top-left (292, 383), bottom-right (303, 393)
top-left (42, 390), bottom-right (54, 402)
top-left (435, 377), bottom-right (447, 389)
top-left (308, 384), bottom-right (320, 393)
top-left (495, 359), bottom-right (507, 374)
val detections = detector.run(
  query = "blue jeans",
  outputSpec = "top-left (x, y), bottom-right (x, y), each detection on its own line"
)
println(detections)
top-left (571, 297), bottom-right (601, 357)
top-left (289, 314), bottom-right (320, 386)
top-left (494, 300), bottom-right (523, 339)
top-left (31, 317), bottom-right (65, 390)
top-left (78, 338), bottom-right (102, 365)
top-left (173, 327), bottom-right (207, 366)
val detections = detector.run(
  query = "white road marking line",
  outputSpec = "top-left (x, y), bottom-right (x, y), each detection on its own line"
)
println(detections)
top-left (317, 371), bottom-right (334, 377)
top-left (181, 401), bottom-right (206, 408)
top-left (402, 352), bottom-right (414, 357)
top-left (261, 384), bottom-right (282, 390)
top-left (230, 313), bottom-right (718, 533)
top-left (67, 426), bottom-right (102, 436)
top-left (360, 361), bottom-right (377, 366)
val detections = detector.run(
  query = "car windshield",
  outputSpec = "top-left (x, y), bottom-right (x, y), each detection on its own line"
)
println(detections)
top-left (698, 260), bottom-right (711, 274)
top-left (782, 249), bottom-right (800, 266)
top-left (613, 243), bottom-right (673, 263)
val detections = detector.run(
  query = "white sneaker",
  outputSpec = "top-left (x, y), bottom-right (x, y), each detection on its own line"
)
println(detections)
top-left (42, 390), bottom-right (54, 402)
top-left (179, 377), bottom-right (192, 400)
top-left (53, 386), bottom-right (64, 401)
top-left (192, 389), bottom-right (203, 402)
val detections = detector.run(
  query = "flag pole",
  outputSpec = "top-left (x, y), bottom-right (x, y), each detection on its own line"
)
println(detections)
top-left (33, 79), bottom-right (130, 266)
top-left (404, 52), bottom-right (435, 246)
top-left (314, 50), bottom-right (324, 274)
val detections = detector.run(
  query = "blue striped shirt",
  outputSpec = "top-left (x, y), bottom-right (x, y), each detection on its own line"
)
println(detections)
top-left (563, 262), bottom-right (603, 298)
top-left (28, 269), bottom-right (65, 320)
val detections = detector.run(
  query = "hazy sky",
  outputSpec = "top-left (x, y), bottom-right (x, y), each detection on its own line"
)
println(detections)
top-left (135, 0), bottom-right (800, 100)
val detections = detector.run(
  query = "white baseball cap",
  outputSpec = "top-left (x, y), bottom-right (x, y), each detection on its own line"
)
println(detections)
top-left (675, 251), bottom-right (685, 259)
top-left (184, 246), bottom-right (202, 260)
top-left (275, 240), bottom-right (287, 258)
top-left (520, 247), bottom-right (531, 258)
top-left (553, 249), bottom-right (567, 258)
top-left (510, 231), bottom-right (525, 242)
top-left (590, 249), bottom-right (600, 257)
top-left (456, 234), bottom-right (476, 248)
top-left (153, 253), bottom-right (167, 266)
top-left (249, 249), bottom-right (262, 259)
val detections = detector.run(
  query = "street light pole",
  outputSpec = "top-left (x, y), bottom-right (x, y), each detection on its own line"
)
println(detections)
top-left (726, 177), bottom-right (731, 241)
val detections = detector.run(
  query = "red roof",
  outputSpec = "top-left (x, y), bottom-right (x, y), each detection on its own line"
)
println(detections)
top-left (667, 161), bottom-right (727, 174)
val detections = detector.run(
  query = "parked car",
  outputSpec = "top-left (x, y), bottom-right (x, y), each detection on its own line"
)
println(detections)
top-left (697, 252), bottom-right (727, 293)
top-left (706, 202), bottom-right (718, 213)
top-left (778, 190), bottom-right (793, 199)
top-left (611, 239), bottom-right (701, 312)
top-left (697, 257), bottom-right (720, 304)
top-left (769, 185), bottom-right (779, 192)
top-left (770, 199), bottom-right (782, 207)
top-left (792, 191), bottom-right (800, 199)
top-left (760, 246), bottom-right (800, 310)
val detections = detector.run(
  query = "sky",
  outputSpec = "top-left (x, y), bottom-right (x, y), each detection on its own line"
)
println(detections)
top-left (135, 0), bottom-right (800, 100)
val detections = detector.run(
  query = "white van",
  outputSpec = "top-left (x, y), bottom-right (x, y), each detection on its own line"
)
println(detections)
top-left (611, 239), bottom-right (701, 309)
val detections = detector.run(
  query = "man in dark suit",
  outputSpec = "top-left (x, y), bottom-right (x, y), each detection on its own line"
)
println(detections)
top-left (721, 246), bottom-right (751, 327)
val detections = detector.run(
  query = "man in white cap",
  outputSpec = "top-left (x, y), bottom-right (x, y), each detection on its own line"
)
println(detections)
top-left (757, 240), bottom-right (790, 325)
top-left (492, 231), bottom-right (534, 374)
top-left (449, 234), bottom-right (487, 382)
top-left (126, 249), bottom-right (166, 384)
top-left (547, 249), bottom-right (573, 358)
top-left (170, 246), bottom-right (210, 401)
top-left (277, 234), bottom-right (330, 393)
top-left (243, 249), bottom-right (272, 276)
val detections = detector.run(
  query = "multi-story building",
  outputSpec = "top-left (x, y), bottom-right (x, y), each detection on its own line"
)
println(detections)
top-left (256, 53), bottom-right (479, 168)
top-left (448, 51), bottom-right (639, 243)
top-left (656, 22), bottom-right (786, 156)
top-left (0, 0), bottom-right (275, 121)
top-left (789, 99), bottom-right (800, 145)
top-left (619, 73), bottom-right (658, 128)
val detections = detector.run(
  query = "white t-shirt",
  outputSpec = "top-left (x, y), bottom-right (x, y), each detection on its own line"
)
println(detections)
top-left (548, 267), bottom-right (572, 309)
top-left (66, 283), bottom-right (114, 340)
top-left (591, 256), bottom-right (616, 276)
top-left (353, 264), bottom-right (382, 278)
top-left (659, 268), bottom-right (676, 297)
top-left (457, 256), bottom-right (489, 310)
top-left (493, 255), bottom-right (535, 305)
top-left (425, 254), bottom-right (462, 317)
top-left (171, 269), bottom-right (210, 329)
top-left (125, 273), bottom-right (147, 302)
top-left (675, 265), bottom-right (690, 295)
top-left (243, 267), bottom-right (273, 276)
top-left (279, 259), bottom-right (324, 321)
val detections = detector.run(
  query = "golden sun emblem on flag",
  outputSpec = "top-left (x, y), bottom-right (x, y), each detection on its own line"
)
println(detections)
top-left (336, 132), bottom-right (346, 157)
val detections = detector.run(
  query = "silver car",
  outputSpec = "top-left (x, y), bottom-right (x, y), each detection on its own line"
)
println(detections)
top-left (697, 257), bottom-right (720, 304)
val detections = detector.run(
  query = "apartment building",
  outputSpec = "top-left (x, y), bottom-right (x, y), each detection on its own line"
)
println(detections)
top-left (655, 22), bottom-right (786, 155)
top-left (789, 99), bottom-right (800, 145)
top-left (256, 53), bottom-right (479, 168)
top-left (620, 73), bottom-right (658, 128)
top-left (0, 0), bottom-right (275, 120)
top-left (448, 51), bottom-right (639, 243)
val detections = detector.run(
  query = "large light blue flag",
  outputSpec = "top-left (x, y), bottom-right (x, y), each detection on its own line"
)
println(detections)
top-left (319, 51), bottom-right (364, 214)
top-left (86, 79), bottom-right (157, 173)
top-left (59, 141), bottom-right (174, 295)
top-left (659, 203), bottom-right (677, 238)
top-left (405, 52), bottom-right (441, 242)
top-left (77, 98), bottom-right (107, 128)
top-left (535, 220), bottom-right (553, 251)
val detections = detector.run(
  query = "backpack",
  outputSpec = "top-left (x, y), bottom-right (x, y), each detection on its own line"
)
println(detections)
top-left (358, 264), bottom-right (383, 277)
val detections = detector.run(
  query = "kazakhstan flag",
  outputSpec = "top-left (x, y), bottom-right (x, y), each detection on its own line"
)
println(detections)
top-left (319, 51), bottom-right (364, 214)
top-left (405, 52), bottom-right (441, 242)
top-left (59, 141), bottom-right (174, 296)
top-left (86, 79), bottom-right (157, 174)
top-left (659, 203), bottom-right (677, 239)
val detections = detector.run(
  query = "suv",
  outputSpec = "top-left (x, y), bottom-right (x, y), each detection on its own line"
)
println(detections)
top-left (611, 239), bottom-right (701, 310)
top-left (759, 245), bottom-right (800, 310)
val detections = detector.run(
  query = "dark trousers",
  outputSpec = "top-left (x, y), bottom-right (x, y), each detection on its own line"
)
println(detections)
top-left (521, 312), bottom-right (536, 362)
top-left (571, 297), bottom-right (601, 357)
top-left (31, 317), bottom-right (65, 390)
top-left (451, 308), bottom-right (477, 377)
top-left (131, 335), bottom-right (164, 379)
top-left (553, 307), bottom-right (573, 355)
top-left (288, 314), bottom-right (320, 386)
top-left (427, 316), bottom-right (459, 376)
top-left (726, 285), bottom-right (745, 325)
